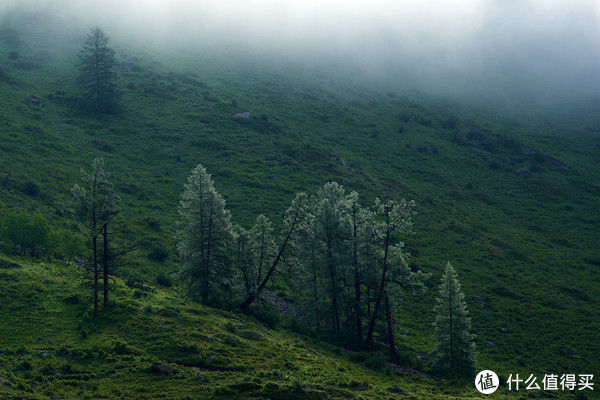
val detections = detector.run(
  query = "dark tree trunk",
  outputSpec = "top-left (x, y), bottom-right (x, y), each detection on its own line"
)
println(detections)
top-left (366, 211), bottom-right (391, 348)
top-left (385, 293), bottom-right (396, 358)
top-left (449, 286), bottom-right (455, 370)
top-left (312, 249), bottom-right (320, 331)
top-left (93, 233), bottom-right (98, 317)
top-left (327, 239), bottom-right (341, 339)
top-left (352, 210), bottom-right (362, 344)
top-left (103, 223), bottom-right (109, 308)
top-left (203, 209), bottom-right (213, 304)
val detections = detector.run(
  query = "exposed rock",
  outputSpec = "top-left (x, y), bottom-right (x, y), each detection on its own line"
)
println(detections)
top-left (515, 168), bottom-right (531, 178)
top-left (233, 112), bottom-right (252, 120)
top-left (154, 364), bottom-right (174, 375)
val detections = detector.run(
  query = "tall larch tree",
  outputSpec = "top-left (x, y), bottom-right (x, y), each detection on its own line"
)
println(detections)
top-left (177, 164), bottom-right (234, 305)
top-left (69, 158), bottom-right (119, 317)
top-left (311, 182), bottom-right (349, 339)
top-left (431, 262), bottom-right (476, 377)
top-left (78, 27), bottom-right (118, 113)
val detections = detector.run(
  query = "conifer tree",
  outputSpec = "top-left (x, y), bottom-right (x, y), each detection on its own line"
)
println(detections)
top-left (78, 27), bottom-right (118, 113)
top-left (311, 182), bottom-right (349, 338)
top-left (69, 158), bottom-right (119, 316)
top-left (177, 164), bottom-right (234, 305)
top-left (431, 262), bottom-right (476, 377)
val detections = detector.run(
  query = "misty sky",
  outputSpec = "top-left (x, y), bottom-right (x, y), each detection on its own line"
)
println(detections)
top-left (2, 0), bottom-right (600, 107)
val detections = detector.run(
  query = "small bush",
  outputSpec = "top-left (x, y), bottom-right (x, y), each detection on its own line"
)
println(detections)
top-left (112, 341), bottom-right (133, 355)
top-left (156, 273), bottom-right (173, 287)
top-left (146, 218), bottom-right (161, 231)
top-left (16, 361), bottom-right (32, 371)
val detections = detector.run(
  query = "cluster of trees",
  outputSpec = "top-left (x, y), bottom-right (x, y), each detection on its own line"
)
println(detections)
top-left (177, 164), bottom-right (476, 376)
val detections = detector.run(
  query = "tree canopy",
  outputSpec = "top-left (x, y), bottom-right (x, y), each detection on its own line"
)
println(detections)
top-left (78, 27), bottom-right (118, 113)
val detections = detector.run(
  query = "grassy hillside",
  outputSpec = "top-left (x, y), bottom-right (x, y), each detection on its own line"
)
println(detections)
top-left (1, 12), bottom-right (599, 398)
top-left (0, 255), bottom-right (521, 399)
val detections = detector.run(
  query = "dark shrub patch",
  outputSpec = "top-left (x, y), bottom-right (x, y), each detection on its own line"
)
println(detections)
top-left (148, 243), bottom-right (169, 261)
top-left (20, 181), bottom-right (40, 197)
top-left (156, 273), bottom-right (172, 287)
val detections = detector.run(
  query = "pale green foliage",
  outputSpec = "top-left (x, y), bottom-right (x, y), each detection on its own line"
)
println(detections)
top-left (372, 197), bottom-right (416, 237)
top-left (78, 27), bottom-right (118, 113)
top-left (177, 164), bottom-right (234, 304)
top-left (248, 215), bottom-right (276, 287)
top-left (432, 263), bottom-right (476, 377)
top-left (386, 243), bottom-right (429, 292)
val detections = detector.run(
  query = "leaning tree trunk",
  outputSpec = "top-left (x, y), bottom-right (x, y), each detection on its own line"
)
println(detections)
top-left (385, 293), bottom-right (397, 358)
top-left (352, 212), bottom-right (362, 344)
top-left (240, 210), bottom-right (299, 310)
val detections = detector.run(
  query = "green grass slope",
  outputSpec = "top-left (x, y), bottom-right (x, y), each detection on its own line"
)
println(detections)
top-left (0, 12), bottom-right (599, 397)
top-left (0, 255), bottom-right (520, 399)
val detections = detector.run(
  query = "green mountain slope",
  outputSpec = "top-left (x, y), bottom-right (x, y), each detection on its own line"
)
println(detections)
top-left (0, 255), bottom-right (520, 399)
top-left (1, 13), bottom-right (599, 398)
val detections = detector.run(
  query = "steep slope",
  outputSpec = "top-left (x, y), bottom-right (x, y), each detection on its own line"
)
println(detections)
top-left (0, 255), bottom-right (520, 399)
top-left (0, 13), bottom-right (599, 390)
